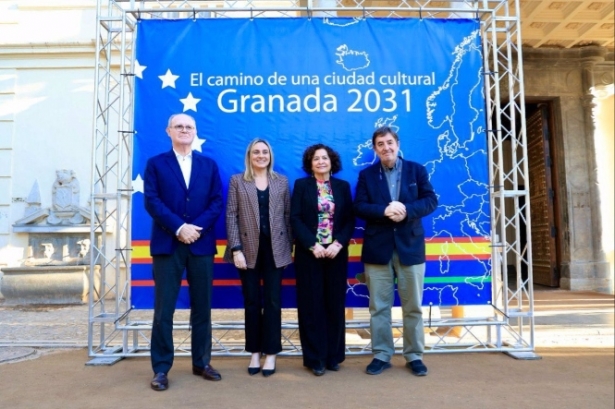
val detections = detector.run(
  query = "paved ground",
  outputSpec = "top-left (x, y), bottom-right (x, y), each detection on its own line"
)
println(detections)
top-left (1, 287), bottom-right (612, 352)
top-left (0, 288), bottom-right (613, 408)
top-left (1, 346), bottom-right (613, 409)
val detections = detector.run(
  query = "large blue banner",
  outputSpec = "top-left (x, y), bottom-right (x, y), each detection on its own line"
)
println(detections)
top-left (131, 17), bottom-right (491, 309)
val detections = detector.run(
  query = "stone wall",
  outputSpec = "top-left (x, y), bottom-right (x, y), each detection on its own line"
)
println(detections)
top-left (0, 3), bottom-right (97, 271)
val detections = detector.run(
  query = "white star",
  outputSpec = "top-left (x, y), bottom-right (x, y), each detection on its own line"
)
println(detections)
top-left (192, 135), bottom-right (206, 152)
top-left (134, 60), bottom-right (147, 79)
top-left (180, 92), bottom-right (201, 112)
top-left (132, 174), bottom-right (144, 194)
top-left (158, 69), bottom-right (179, 89)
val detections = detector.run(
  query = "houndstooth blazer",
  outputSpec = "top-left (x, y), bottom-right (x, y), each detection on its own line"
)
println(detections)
top-left (223, 173), bottom-right (293, 269)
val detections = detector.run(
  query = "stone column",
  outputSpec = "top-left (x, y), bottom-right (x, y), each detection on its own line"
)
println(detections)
top-left (561, 48), bottom-right (612, 292)
top-left (587, 64), bottom-right (614, 294)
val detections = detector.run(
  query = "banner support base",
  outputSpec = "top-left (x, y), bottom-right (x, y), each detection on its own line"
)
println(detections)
top-left (504, 351), bottom-right (542, 360)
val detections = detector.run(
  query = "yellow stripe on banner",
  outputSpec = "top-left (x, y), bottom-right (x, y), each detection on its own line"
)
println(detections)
top-left (131, 240), bottom-right (491, 262)
top-left (348, 243), bottom-right (362, 258)
top-left (132, 246), bottom-right (150, 259)
top-left (132, 245), bottom-right (226, 259)
top-left (426, 241), bottom-right (491, 256)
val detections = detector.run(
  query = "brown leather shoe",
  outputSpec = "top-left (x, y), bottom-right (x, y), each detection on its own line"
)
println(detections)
top-left (193, 364), bottom-right (222, 381)
top-left (150, 372), bottom-right (168, 391)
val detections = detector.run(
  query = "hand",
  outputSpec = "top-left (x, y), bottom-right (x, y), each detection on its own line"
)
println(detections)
top-left (388, 201), bottom-right (406, 215)
top-left (324, 242), bottom-right (342, 259)
top-left (177, 224), bottom-right (203, 244)
top-left (389, 213), bottom-right (405, 222)
top-left (384, 201), bottom-right (406, 222)
top-left (311, 243), bottom-right (326, 259)
top-left (233, 251), bottom-right (247, 270)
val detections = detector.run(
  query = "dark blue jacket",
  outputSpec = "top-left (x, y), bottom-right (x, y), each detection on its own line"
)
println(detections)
top-left (353, 158), bottom-right (437, 266)
top-left (144, 150), bottom-right (223, 256)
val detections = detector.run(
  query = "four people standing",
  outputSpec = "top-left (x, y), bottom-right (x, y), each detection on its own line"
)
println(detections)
top-left (224, 138), bottom-right (293, 377)
top-left (144, 113), bottom-right (224, 391)
top-left (143, 117), bottom-right (436, 386)
top-left (291, 144), bottom-right (355, 376)
top-left (354, 126), bottom-right (438, 377)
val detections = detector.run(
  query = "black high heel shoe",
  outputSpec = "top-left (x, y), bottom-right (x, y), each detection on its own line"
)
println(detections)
top-left (248, 366), bottom-right (261, 376)
top-left (262, 366), bottom-right (276, 377)
top-left (262, 354), bottom-right (276, 377)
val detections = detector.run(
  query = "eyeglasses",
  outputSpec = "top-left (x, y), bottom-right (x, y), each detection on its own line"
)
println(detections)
top-left (172, 125), bottom-right (195, 131)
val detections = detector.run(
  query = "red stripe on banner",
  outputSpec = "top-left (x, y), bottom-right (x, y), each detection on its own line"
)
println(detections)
top-left (215, 279), bottom-right (241, 286)
top-left (132, 257), bottom-right (226, 264)
top-left (132, 280), bottom-right (158, 286)
top-left (133, 240), bottom-right (229, 246)
top-left (346, 238), bottom-right (489, 244)
top-left (426, 237), bottom-right (490, 243)
top-left (132, 279), bottom-right (299, 287)
top-left (131, 239), bottom-right (367, 247)
top-left (133, 254), bottom-right (490, 264)
top-left (133, 237), bottom-right (491, 246)
top-left (427, 254), bottom-right (491, 261)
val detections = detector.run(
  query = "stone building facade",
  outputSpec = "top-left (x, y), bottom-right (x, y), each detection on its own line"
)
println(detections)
top-left (0, 1), bottom-right (613, 294)
top-left (522, 47), bottom-right (614, 292)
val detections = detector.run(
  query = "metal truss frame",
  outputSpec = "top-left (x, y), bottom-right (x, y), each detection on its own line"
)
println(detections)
top-left (88, 0), bottom-right (537, 364)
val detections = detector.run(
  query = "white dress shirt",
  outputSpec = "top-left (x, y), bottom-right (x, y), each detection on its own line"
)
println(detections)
top-left (174, 149), bottom-right (192, 189)
top-left (173, 149), bottom-right (192, 236)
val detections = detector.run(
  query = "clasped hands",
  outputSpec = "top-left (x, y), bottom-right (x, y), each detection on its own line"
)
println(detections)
top-left (384, 201), bottom-right (406, 222)
top-left (311, 242), bottom-right (342, 259)
top-left (177, 223), bottom-right (202, 244)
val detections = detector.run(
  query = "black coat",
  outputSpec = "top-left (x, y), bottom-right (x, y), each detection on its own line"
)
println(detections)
top-left (290, 176), bottom-right (355, 252)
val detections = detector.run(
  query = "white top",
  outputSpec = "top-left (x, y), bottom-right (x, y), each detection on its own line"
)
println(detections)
top-left (174, 149), bottom-right (192, 189)
top-left (173, 149), bottom-right (193, 236)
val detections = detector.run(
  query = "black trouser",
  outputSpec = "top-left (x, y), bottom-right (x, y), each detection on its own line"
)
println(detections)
top-left (239, 234), bottom-right (283, 355)
top-left (295, 244), bottom-right (348, 369)
top-left (151, 244), bottom-right (213, 374)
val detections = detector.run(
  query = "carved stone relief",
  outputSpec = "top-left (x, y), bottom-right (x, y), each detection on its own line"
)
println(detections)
top-left (12, 169), bottom-right (95, 267)
top-left (22, 234), bottom-right (91, 266)
top-left (14, 169), bottom-right (91, 227)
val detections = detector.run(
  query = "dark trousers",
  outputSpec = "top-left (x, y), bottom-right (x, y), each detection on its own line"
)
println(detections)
top-left (151, 243), bottom-right (213, 375)
top-left (239, 235), bottom-right (283, 355)
top-left (295, 245), bottom-right (348, 369)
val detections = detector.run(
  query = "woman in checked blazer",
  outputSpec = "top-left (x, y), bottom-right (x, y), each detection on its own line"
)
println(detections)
top-left (224, 138), bottom-right (292, 378)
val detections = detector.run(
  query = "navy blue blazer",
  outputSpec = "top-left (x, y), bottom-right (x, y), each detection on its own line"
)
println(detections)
top-left (291, 176), bottom-right (355, 251)
top-left (144, 150), bottom-right (223, 256)
top-left (353, 158), bottom-right (437, 266)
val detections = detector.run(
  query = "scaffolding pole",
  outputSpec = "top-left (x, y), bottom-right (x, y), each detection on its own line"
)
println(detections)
top-left (88, 0), bottom-right (537, 365)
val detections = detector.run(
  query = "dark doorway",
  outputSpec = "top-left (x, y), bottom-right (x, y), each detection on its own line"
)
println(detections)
top-left (524, 102), bottom-right (560, 287)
